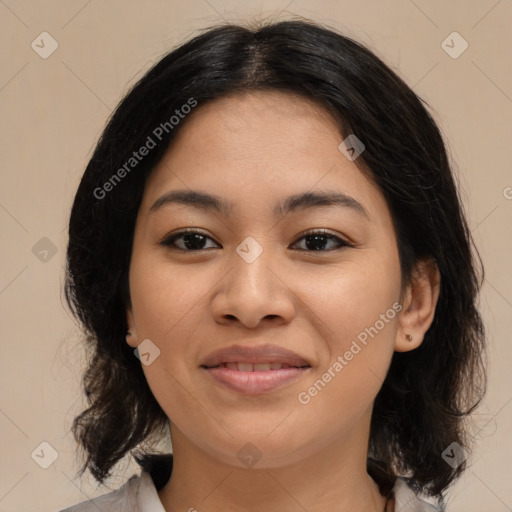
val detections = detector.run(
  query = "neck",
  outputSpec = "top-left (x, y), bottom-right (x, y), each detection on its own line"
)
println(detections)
top-left (157, 417), bottom-right (389, 512)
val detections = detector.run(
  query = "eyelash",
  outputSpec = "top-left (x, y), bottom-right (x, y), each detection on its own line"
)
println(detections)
top-left (159, 228), bottom-right (353, 252)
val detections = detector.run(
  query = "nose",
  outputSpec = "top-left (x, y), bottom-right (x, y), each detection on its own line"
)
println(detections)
top-left (210, 244), bottom-right (296, 329)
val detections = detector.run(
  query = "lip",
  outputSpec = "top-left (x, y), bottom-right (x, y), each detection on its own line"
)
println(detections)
top-left (200, 344), bottom-right (312, 396)
top-left (204, 366), bottom-right (310, 395)
top-left (200, 343), bottom-right (311, 368)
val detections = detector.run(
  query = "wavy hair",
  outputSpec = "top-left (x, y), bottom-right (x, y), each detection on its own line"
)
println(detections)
top-left (65, 19), bottom-right (486, 501)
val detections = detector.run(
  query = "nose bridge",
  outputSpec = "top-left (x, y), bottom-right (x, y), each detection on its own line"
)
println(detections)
top-left (231, 235), bottom-right (280, 300)
top-left (212, 235), bottom-right (295, 326)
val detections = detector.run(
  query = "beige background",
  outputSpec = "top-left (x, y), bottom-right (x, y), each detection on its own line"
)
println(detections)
top-left (1, 1), bottom-right (511, 511)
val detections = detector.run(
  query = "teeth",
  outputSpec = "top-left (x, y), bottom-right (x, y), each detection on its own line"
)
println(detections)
top-left (254, 363), bottom-right (271, 371)
top-left (221, 362), bottom-right (296, 371)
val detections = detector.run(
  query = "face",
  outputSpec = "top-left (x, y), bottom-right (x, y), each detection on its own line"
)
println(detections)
top-left (126, 91), bottom-right (405, 468)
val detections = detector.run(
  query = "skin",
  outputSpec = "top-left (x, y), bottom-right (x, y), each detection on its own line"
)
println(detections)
top-left (126, 91), bottom-right (440, 512)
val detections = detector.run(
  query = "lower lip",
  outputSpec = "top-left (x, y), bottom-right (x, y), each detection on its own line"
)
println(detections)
top-left (203, 366), bottom-right (310, 395)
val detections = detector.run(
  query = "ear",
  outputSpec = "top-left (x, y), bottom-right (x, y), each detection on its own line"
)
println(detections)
top-left (125, 308), bottom-right (139, 348)
top-left (395, 258), bottom-right (441, 353)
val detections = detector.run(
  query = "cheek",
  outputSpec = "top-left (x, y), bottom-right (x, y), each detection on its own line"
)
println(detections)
top-left (128, 255), bottom-right (212, 421)
top-left (127, 249), bottom-right (217, 407)
top-left (294, 246), bottom-right (401, 406)
top-left (129, 248), bottom-right (209, 340)
top-left (301, 247), bottom-right (402, 348)
top-left (292, 264), bottom-right (400, 445)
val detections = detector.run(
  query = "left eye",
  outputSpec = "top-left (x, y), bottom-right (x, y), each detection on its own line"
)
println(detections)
top-left (290, 231), bottom-right (350, 251)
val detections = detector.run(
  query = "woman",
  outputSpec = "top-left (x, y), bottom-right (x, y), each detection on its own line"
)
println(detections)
top-left (61, 19), bottom-right (486, 512)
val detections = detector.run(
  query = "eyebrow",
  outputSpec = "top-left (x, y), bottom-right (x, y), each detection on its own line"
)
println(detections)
top-left (149, 189), bottom-right (369, 219)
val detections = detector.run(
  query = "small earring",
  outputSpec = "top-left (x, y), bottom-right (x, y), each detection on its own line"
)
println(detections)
top-left (405, 334), bottom-right (413, 341)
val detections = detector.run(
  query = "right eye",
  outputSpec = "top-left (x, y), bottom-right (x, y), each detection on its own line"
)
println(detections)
top-left (159, 229), bottom-right (221, 251)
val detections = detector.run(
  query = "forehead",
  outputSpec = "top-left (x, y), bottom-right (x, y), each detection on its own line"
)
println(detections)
top-left (140, 91), bottom-right (387, 223)
top-left (176, 90), bottom-right (343, 155)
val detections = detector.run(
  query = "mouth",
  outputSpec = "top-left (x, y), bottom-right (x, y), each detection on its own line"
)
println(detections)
top-left (200, 344), bottom-right (312, 395)
top-left (202, 362), bottom-right (310, 371)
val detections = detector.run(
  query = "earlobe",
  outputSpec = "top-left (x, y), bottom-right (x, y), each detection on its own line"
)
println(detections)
top-left (126, 309), bottom-right (138, 348)
top-left (395, 259), bottom-right (441, 353)
top-left (126, 330), bottom-right (138, 348)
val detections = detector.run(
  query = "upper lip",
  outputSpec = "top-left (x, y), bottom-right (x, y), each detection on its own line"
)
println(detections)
top-left (200, 344), bottom-right (311, 368)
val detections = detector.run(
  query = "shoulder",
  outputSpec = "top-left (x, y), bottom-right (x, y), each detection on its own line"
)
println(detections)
top-left (392, 477), bottom-right (444, 512)
top-left (58, 472), bottom-right (156, 512)
top-left (58, 454), bottom-right (173, 512)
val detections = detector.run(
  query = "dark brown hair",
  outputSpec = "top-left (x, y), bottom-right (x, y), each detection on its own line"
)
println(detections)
top-left (65, 19), bottom-right (486, 502)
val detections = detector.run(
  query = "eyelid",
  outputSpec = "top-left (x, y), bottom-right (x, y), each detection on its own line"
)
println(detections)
top-left (289, 228), bottom-right (353, 250)
top-left (159, 228), bottom-right (221, 249)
